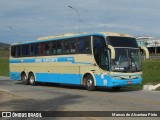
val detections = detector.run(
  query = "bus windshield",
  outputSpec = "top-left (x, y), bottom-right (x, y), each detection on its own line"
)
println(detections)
top-left (107, 36), bottom-right (138, 47)
top-left (107, 36), bottom-right (142, 72)
top-left (111, 48), bottom-right (142, 72)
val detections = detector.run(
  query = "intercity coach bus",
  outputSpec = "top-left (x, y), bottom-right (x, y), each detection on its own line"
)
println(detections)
top-left (10, 32), bottom-right (149, 91)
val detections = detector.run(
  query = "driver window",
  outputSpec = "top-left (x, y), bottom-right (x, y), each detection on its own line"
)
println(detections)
top-left (93, 36), bottom-right (109, 70)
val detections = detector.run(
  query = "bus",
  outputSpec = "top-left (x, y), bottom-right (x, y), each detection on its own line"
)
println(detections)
top-left (10, 32), bottom-right (149, 91)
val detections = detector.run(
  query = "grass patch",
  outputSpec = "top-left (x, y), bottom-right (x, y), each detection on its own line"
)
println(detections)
top-left (0, 58), bottom-right (9, 77)
top-left (127, 84), bottom-right (143, 90)
top-left (0, 50), bottom-right (9, 57)
top-left (142, 61), bottom-right (160, 85)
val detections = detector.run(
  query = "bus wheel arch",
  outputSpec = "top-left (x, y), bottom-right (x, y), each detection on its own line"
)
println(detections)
top-left (21, 71), bottom-right (29, 85)
top-left (28, 72), bottom-right (36, 86)
top-left (82, 72), bottom-right (96, 91)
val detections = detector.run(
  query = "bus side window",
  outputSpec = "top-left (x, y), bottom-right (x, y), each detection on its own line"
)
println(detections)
top-left (31, 43), bottom-right (39, 56)
top-left (93, 36), bottom-right (109, 70)
top-left (21, 45), bottom-right (30, 57)
top-left (44, 42), bottom-right (50, 55)
top-left (51, 42), bottom-right (57, 54)
top-left (15, 46), bottom-right (20, 57)
top-left (78, 37), bottom-right (91, 53)
top-left (70, 39), bottom-right (77, 53)
top-left (21, 45), bottom-right (24, 56)
top-left (32, 43), bottom-right (39, 56)
top-left (11, 46), bottom-right (16, 57)
top-left (84, 39), bottom-right (91, 52)
top-left (30, 44), bottom-right (34, 56)
top-left (64, 41), bottom-right (70, 54)
top-left (30, 43), bottom-right (39, 56)
top-left (57, 42), bottom-right (63, 54)
top-left (78, 40), bottom-right (84, 52)
top-left (49, 42), bottom-right (53, 55)
top-left (40, 43), bottom-right (45, 55)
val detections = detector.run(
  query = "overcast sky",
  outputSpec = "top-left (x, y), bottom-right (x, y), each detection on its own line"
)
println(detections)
top-left (0, 0), bottom-right (160, 44)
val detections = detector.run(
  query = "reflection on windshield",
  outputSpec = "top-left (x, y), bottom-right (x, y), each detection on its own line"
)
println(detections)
top-left (112, 48), bottom-right (142, 72)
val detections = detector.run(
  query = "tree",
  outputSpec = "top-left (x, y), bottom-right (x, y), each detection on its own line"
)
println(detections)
top-left (153, 41), bottom-right (159, 54)
top-left (144, 41), bottom-right (150, 47)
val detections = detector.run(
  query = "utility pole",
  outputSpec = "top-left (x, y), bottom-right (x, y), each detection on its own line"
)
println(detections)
top-left (68, 6), bottom-right (81, 34)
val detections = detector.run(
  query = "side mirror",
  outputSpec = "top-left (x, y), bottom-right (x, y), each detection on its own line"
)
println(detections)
top-left (139, 46), bottom-right (149, 59)
top-left (108, 45), bottom-right (115, 59)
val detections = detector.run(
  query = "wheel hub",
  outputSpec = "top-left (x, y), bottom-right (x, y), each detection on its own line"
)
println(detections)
top-left (22, 76), bottom-right (27, 81)
top-left (30, 76), bottom-right (34, 83)
top-left (87, 79), bottom-right (92, 86)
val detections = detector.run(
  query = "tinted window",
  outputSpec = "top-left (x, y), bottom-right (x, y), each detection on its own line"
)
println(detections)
top-left (39, 43), bottom-right (45, 55)
top-left (57, 41), bottom-right (63, 54)
top-left (78, 37), bottom-right (91, 53)
top-left (15, 46), bottom-right (21, 57)
top-left (63, 39), bottom-right (77, 54)
top-left (93, 36), bottom-right (109, 70)
top-left (44, 42), bottom-right (50, 55)
top-left (64, 41), bottom-right (70, 54)
top-left (30, 43), bottom-right (39, 56)
top-left (70, 40), bottom-right (77, 53)
top-left (11, 36), bottom-right (92, 57)
top-left (51, 42), bottom-right (57, 54)
top-left (107, 36), bottom-right (138, 47)
top-left (21, 44), bottom-right (30, 56)
top-left (11, 46), bottom-right (16, 57)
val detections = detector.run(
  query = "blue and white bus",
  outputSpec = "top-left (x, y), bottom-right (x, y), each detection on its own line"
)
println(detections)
top-left (10, 32), bottom-right (149, 91)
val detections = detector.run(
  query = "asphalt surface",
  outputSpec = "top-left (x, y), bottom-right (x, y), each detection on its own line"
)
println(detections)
top-left (0, 76), bottom-right (160, 120)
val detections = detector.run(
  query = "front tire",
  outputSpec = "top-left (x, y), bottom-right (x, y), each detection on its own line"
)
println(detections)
top-left (29, 73), bottom-right (36, 86)
top-left (86, 75), bottom-right (95, 91)
top-left (21, 73), bottom-right (29, 85)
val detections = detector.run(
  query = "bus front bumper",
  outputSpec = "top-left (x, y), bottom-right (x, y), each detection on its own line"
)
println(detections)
top-left (95, 74), bottom-right (142, 87)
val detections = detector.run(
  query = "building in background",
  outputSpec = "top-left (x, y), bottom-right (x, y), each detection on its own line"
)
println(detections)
top-left (136, 36), bottom-right (160, 54)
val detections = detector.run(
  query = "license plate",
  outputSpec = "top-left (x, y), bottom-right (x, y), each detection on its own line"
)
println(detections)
top-left (128, 81), bottom-right (132, 84)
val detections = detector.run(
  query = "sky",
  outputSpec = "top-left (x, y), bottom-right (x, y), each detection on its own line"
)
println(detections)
top-left (0, 0), bottom-right (160, 44)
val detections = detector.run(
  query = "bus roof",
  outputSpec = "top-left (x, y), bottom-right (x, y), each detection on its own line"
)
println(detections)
top-left (37, 32), bottom-right (133, 40)
top-left (11, 32), bottom-right (134, 45)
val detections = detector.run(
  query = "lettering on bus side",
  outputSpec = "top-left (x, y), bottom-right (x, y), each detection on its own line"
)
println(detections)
top-left (35, 58), bottom-right (42, 63)
top-left (43, 58), bottom-right (58, 62)
top-left (35, 57), bottom-right (73, 63)
top-left (66, 57), bottom-right (74, 62)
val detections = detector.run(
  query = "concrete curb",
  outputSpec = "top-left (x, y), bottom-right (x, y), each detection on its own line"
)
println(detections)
top-left (143, 84), bottom-right (160, 91)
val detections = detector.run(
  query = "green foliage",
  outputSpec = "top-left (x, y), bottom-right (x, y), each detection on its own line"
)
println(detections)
top-left (0, 42), bottom-right (10, 50)
top-left (142, 61), bottom-right (160, 84)
top-left (0, 51), bottom-right (9, 57)
top-left (0, 58), bottom-right (9, 77)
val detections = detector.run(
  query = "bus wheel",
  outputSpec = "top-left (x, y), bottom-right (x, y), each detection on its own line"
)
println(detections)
top-left (86, 75), bottom-right (95, 91)
top-left (112, 87), bottom-right (121, 91)
top-left (29, 73), bottom-right (36, 86)
top-left (21, 73), bottom-right (29, 85)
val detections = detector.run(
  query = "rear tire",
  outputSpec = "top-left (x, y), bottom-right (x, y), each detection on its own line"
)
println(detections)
top-left (29, 73), bottom-right (36, 86)
top-left (21, 73), bottom-right (29, 85)
top-left (86, 75), bottom-right (95, 91)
